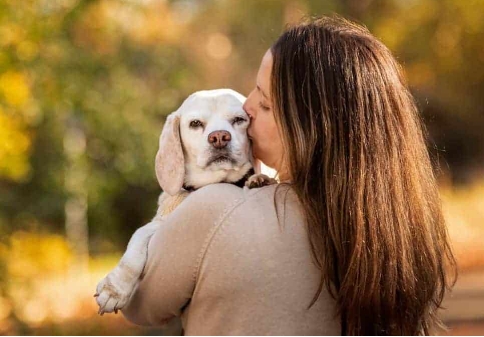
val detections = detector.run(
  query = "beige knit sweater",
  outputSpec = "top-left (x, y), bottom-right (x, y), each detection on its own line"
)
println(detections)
top-left (122, 183), bottom-right (340, 335)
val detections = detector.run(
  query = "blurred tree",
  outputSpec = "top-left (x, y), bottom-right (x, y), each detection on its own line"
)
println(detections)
top-left (0, 0), bottom-right (482, 253)
top-left (0, 0), bottom-right (195, 249)
top-left (362, 0), bottom-right (484, 183)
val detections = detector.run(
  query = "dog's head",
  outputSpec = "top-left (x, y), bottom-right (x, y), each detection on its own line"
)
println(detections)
top-left (155, 89), bottom-right (253, 195)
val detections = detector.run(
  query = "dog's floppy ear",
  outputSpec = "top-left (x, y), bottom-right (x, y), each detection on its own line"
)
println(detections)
top-left (155, 112), bottom-right (185, 196)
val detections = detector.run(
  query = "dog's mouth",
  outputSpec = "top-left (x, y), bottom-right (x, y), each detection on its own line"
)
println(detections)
top-left (207, 155), bottom-right (237, 167)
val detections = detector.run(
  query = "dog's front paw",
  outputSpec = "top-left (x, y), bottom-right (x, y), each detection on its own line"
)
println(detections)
top-left (95, 272), bottom-right (134, 315)
top-left (245, 173), bottom-right (278, 189)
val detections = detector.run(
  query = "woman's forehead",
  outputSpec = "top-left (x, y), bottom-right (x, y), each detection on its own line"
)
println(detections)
top-left (257, 50), bottom-right (273, 97)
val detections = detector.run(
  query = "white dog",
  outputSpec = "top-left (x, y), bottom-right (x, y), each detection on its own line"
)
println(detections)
top-left (95, 89), bottom-right (274, 315)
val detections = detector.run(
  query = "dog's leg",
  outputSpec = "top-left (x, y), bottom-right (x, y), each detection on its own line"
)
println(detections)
top-left (95, 191), bottom-right (189, 315)
top-left (95, 220), bottom-right (159, 315)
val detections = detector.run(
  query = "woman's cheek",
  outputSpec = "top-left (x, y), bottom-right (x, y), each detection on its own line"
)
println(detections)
top-left (253, 132), bottom-right (264, 156)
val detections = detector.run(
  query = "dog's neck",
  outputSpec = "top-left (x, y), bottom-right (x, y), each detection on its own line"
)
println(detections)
top-left (183, 161), bottom-right (253, 191)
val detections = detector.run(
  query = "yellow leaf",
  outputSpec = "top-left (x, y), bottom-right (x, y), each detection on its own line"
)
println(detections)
top-left (0, 71), bottom-right (31, 108)
top-left (0, 108), bottom-right (31, 181)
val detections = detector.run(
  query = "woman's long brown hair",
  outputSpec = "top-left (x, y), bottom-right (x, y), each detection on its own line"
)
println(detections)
top-left (270, 16), bottom-right (457, 335)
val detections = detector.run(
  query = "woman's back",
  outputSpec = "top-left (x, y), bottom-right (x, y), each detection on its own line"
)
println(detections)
top-left (123, 183), bottom-right (340, 335)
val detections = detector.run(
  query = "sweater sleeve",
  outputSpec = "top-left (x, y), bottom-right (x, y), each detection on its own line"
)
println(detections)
top-left (121, 183), bottom-right (245, 326)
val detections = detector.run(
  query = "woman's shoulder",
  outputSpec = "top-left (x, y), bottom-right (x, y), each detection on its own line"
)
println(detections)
top-left (161, 183), bottom-right (296, 234)
top-left (166, 183), bottom-right (280, 224)
top-left (187, 182), bottom-right (284, 208)
top-left (162, 184), bottom-right (248, 227)
top-left (190, 183), bottom-right (246, 202)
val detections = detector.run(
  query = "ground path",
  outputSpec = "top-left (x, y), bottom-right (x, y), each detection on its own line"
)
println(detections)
top-left (441, 269), bottom-right (484, 335)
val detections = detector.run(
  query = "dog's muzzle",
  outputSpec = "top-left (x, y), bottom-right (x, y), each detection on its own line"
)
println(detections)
top-left (206, 153), bottom-right (237, 167)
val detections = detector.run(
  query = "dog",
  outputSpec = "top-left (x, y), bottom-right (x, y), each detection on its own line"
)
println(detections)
top-left (95, 89), bottom-right (275, 315)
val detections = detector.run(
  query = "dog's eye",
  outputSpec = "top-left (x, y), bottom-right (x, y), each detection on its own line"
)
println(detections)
top-left (189, 120), bottom-right (203, 128)
top-left (233, 117), bottom-right (247, 125)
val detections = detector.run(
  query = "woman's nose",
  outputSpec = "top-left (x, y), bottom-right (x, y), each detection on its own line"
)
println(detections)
top-left (243, 92), bottom-right (255, 120)
top-left (242, 100), bottom-right (249, 115)
top-left (242, 105), bottom-right (249, 119)
top-left (243, 105), bottom-right (253, 122)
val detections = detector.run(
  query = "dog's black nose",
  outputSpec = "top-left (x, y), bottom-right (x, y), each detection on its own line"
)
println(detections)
top-left (208, 130), bottom-right (231, 149)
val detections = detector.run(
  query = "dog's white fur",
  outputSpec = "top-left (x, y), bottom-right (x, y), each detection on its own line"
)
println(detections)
top-left (95, 89), bottom-right (253, 314)
top-left (157, 89), bottom-right (253, 195)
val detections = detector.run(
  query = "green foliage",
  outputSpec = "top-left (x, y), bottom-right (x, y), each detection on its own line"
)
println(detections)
top-left (0, 0), bottom-right (483, 246)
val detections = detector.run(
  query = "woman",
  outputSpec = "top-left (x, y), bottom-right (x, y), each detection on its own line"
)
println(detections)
top-left (122, 16), bottom-right (456, 335)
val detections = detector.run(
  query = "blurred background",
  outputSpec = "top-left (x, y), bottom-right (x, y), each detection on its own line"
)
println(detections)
top-left (0, 0), bottom-right (483, 335)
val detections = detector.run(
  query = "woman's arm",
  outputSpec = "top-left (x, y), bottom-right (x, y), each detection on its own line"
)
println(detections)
top-left (121, 183), bottom-right (245, 326)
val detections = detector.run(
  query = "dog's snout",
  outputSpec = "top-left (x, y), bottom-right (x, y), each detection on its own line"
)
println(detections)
top-left (208, 130), bottom-right (231, 149)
